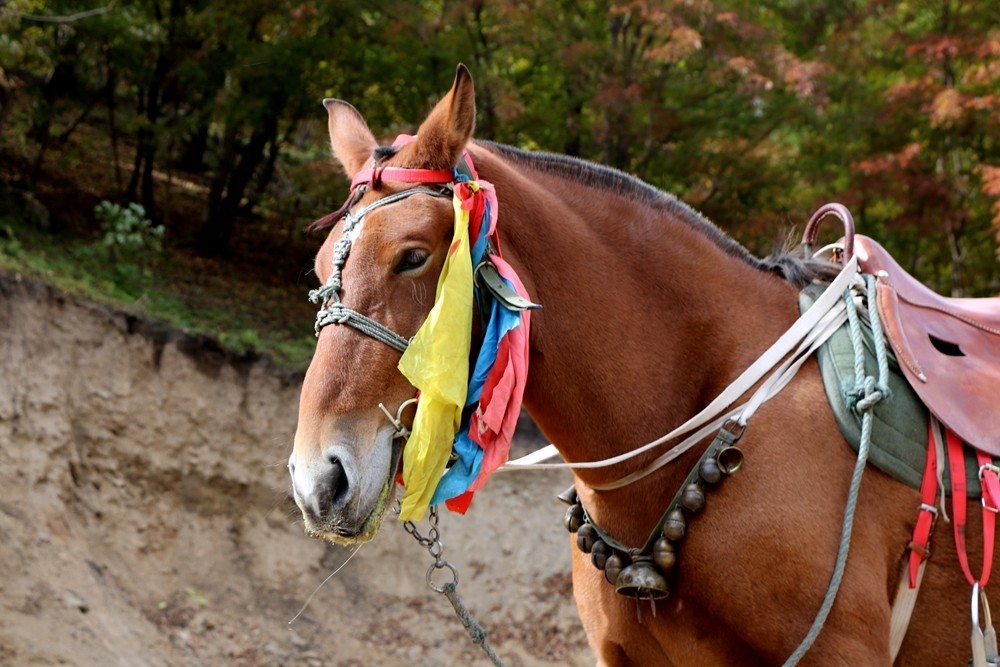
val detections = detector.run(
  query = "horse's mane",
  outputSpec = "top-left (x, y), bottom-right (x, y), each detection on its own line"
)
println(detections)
top-left (478, 141), bottom-right (837, 288)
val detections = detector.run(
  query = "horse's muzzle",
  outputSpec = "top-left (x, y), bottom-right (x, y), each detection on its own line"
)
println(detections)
top-left (289, 451), bottom-right (350, 525)
top-left (288, 438), bottom-right (400, 545)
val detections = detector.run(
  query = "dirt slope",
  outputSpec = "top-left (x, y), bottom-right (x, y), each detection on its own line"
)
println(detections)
top-left (0, 272), bottom-right (591, 667)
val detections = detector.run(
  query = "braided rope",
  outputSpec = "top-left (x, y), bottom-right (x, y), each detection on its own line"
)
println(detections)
top-left (441, 583), bottom-right (506, 666)
top-left (309, 187), bottom-right (451, 350)
top-left (784, 275), bottom-right (887, 664)
top-left (314, 303), bottom-right (411, 352)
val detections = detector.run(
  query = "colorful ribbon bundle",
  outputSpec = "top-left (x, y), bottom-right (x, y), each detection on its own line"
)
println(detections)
top-left (396, 148), bottom-right (534, 521)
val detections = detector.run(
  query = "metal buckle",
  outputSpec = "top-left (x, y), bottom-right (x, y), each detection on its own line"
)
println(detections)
top-left (979, 464), bottom-right (1000, 481)
top-left (720, 418), bottom-right (747, 440)
top-left (980, 465), bottom-right (1000, 513)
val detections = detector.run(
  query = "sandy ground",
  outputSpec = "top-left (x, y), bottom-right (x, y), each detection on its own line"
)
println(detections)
top-left (0, 272), bottom-right (592, 666)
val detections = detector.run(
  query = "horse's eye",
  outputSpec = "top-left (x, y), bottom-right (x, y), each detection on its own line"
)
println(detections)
top-left (395, 248), bottom-right (429, 274)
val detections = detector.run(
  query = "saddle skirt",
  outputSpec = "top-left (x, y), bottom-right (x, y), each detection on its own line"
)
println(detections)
top-left (800, 283), bottom-right (990, 496)
top-left (853, 236), bottom-right (1000, 456)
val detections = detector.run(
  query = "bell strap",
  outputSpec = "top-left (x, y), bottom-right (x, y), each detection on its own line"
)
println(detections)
top-left (947, 428), bottom-right (999, 588)
top-left (576, 419), bottom-right (744, 557)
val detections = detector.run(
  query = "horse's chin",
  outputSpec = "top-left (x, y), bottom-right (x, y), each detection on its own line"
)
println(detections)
top-left (304, 440), bottom-right (402, 546)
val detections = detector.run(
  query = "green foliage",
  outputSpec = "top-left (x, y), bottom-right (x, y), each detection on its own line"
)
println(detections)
top-left (1, 0), bottom-right (997, 369)
top-left (95, 201), bottom-right (164, 256)
top-left (87, 200), bottom-right (163, 294)
top-left (0, 223), bottom-right (23, 258)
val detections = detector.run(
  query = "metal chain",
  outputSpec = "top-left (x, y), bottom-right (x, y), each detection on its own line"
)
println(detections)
top-left (395, 502), bottom-right (506, 666)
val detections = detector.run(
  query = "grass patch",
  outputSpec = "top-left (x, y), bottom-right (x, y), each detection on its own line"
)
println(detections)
top-left (0, 212), bottom-right (318, 371)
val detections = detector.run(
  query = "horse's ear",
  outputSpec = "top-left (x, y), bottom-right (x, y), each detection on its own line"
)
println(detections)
top-left (411, 64), bottom-right (476, 169)
top-left (323, 98), bottom-right (377, 177)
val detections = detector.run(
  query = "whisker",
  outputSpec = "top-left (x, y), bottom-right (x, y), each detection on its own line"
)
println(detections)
top-left (288, 544), bottom-right (364, 625)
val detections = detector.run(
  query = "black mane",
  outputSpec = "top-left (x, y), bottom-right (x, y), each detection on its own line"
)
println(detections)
top-left (478, 141), bottom-right (837, 288)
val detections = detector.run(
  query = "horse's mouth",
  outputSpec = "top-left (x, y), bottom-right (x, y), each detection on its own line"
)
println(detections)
top-left (304, 439), bottom-right (403, 546)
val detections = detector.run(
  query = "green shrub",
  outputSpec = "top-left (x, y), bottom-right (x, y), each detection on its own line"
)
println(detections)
top-left (94, 201), bottom-right (164, 257)
top-left (91, 201), bottom-right (165, 294)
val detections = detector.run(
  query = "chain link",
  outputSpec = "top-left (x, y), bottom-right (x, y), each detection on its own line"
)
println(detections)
top-left (398, 504), bottom-right (459, 592)
top-left (395, 500), bottom-right (505, 666)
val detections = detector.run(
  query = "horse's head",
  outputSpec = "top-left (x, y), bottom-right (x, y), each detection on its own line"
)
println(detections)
top-left (289, 66), bottom-right (476, 544)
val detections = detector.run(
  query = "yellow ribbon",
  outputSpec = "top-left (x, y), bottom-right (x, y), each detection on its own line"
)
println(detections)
top-left (396, 196), bottom-right (473, 521)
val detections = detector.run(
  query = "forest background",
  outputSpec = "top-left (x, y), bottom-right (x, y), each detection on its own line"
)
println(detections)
top-left (1, 0), bottom-right (997, 369)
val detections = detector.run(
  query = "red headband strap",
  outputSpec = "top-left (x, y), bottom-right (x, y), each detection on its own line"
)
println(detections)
top-left (351, 166), bottom-right (454, 190)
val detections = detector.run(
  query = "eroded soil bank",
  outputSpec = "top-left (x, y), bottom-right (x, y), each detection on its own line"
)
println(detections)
top-left (0, 272), bottom-right (590, 666)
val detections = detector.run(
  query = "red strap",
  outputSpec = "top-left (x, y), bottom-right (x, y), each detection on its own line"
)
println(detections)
top-left (351, 166), bottom-right (453, 190)
top-left (907, 421), bottom-right (941, 587)
top-left (977, 449), bottom-right (999, 587)
top-left (947, 428), bottom-right (997, 587)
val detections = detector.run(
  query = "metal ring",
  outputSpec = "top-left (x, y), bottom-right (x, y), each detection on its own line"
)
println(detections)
top-left (979, 464), bottom-right (1000, 481)
top-left (426, 560), bottom-right (459, 593)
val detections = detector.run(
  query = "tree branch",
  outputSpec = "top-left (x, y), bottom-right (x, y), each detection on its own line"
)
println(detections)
top-left (4, 2), bottom-right (114, 24)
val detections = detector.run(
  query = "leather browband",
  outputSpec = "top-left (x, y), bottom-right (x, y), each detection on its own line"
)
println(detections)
top-left (351, 166), bottom-right (454, 190)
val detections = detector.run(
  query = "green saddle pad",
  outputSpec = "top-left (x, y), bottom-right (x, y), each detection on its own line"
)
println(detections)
top-left (799, 282), bottom-right (985, 496)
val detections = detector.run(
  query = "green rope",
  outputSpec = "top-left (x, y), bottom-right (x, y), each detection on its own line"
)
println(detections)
top-left (783, 275), bottom-right (887, 665)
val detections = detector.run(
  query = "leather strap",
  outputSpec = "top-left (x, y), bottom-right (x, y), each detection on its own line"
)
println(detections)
top-left (502, 254), bottom-right (861, 476)
top-left (907, 421), bottom-right (941, 587)
top-left (351, 166), bottom-right (453, 190)
top-left (947, 429), bottom-right (998, 587)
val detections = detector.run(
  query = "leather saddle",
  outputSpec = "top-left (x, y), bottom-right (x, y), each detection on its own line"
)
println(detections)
top-left (803, 204), bottom-right (1000, 456)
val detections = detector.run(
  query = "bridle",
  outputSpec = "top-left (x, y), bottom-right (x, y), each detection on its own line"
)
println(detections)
top-left (308, 171), bottom-right (455, 351)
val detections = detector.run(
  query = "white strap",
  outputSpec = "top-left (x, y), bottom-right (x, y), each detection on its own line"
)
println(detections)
top-left (889, 560), bottom-right (925, 660)
top-left (589, 300), bottom-right (847, 490)
top-left (500, 255), bottom-right (860, 476)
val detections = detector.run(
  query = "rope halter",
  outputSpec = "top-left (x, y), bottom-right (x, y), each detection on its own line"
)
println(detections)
top-left (308, 177), bottom-right (454, 352)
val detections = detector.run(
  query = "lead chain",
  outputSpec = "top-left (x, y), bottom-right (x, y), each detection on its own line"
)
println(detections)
top-left (394, 501), bottom-right (505, 666)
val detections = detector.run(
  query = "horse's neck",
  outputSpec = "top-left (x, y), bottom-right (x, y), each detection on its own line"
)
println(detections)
top-left (480, 149), bottom-right (800, 543)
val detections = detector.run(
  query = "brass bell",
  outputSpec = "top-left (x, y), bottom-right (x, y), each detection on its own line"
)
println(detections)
top-left (717, 446), bottom-right (745, 475)
top-left (662, 509), bottom-right (686, 542)
top-left (652, 537), bottom-right (676, 571)
top-left (564, 503), bottom-right (584, 533)
top-left (699, 457), bottom-right (722, 485)
top-left (557, 485), bottom-right (578, 505)
top-left (604, 552), bottom-right (631, 585)
top-left (615, 560), bottom-right (670, 600)
top-left (591, 540), bottom-right (611, 570)
top-left (680, 483), bottom-right (706, 514)
top-left (576, 523), bottom-right (598, 553)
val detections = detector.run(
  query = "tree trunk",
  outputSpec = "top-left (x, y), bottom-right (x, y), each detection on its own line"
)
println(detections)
top-left (199, 123), bottom-right (240, 255)
top-left (104, 48), bottom-right (123, 194)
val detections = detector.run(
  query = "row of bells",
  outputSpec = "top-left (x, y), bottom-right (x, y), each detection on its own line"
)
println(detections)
top-left (562, 445), bottom-right (744, 601)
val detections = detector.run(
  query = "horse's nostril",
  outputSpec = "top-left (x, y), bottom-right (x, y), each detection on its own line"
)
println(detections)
top-left (327, 456), bottom-right (349, 508)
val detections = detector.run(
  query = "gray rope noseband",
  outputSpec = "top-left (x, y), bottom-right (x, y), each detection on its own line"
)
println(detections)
top-left (309, 186), bottom-right (452, 352)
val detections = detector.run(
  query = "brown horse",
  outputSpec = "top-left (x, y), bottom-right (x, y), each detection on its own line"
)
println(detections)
top-left (289, 65), bottom-right (993, 665)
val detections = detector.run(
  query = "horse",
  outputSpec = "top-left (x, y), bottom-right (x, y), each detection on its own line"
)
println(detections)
top-left (288, 64), bottom-right (996, 665)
